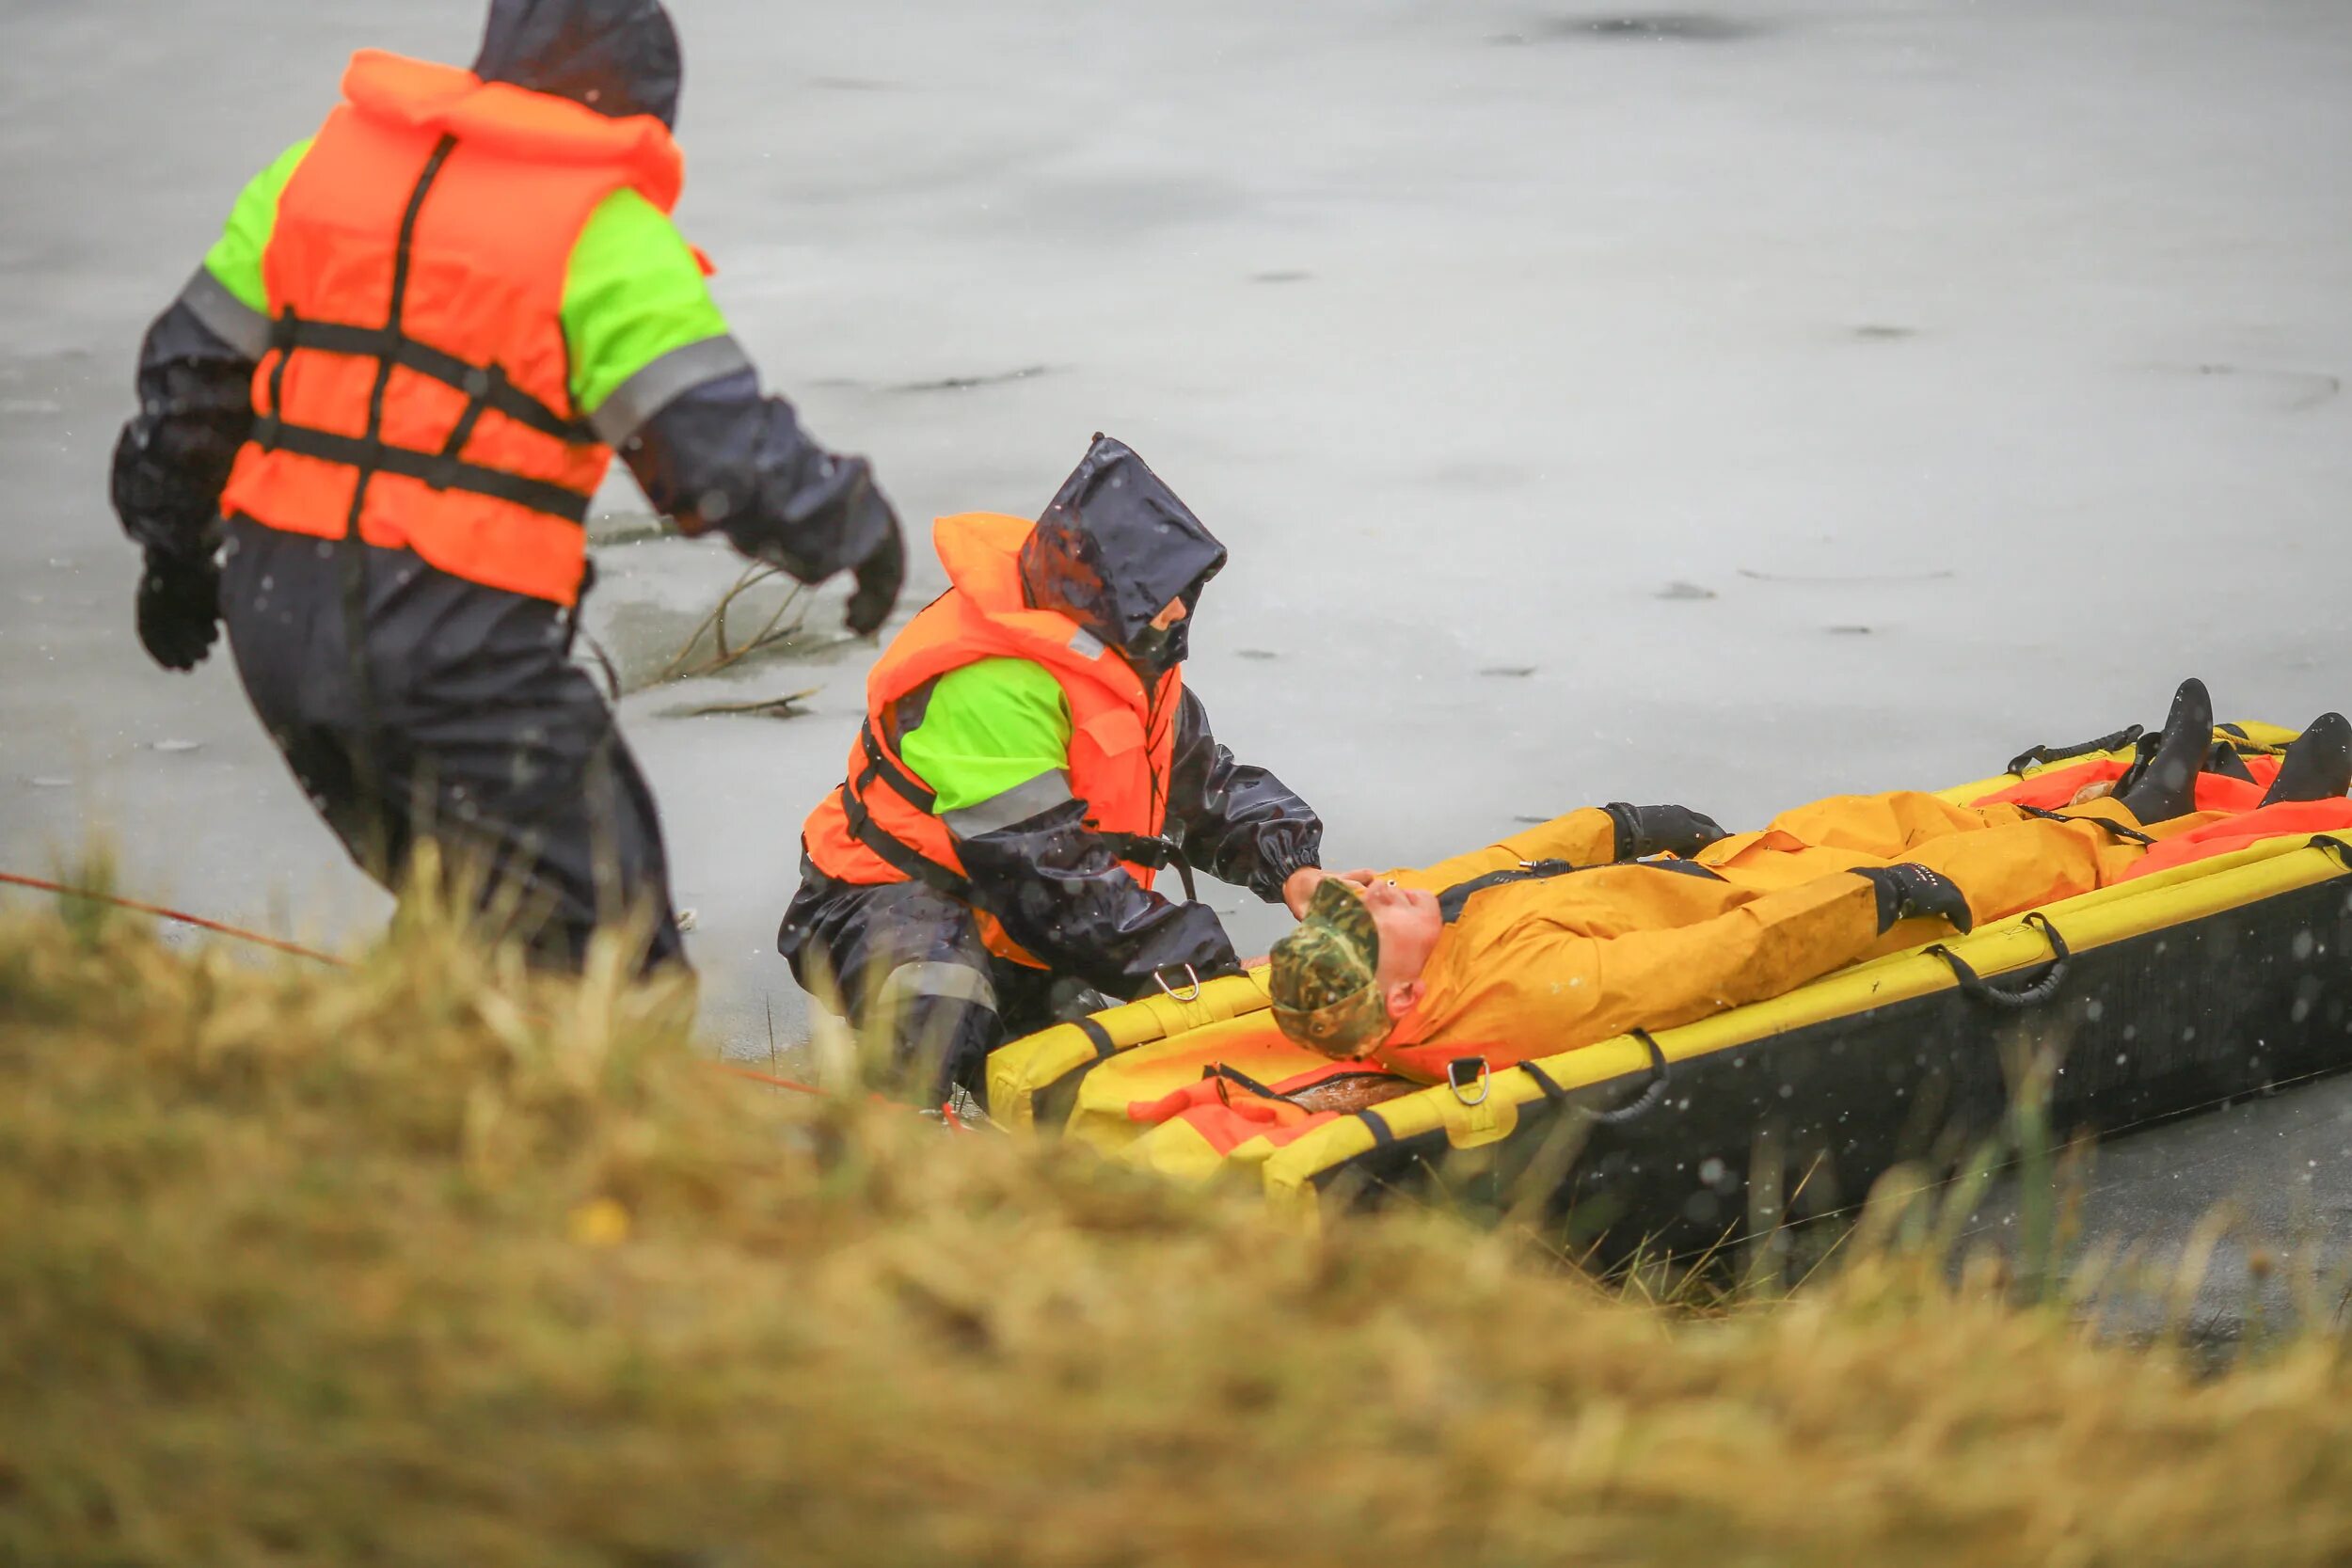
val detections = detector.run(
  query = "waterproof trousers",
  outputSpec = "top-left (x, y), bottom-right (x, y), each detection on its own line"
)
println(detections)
top-left (220, 518), bottom-right (685, 974)
top-left (778, 856), bottom-right (1101, 1105)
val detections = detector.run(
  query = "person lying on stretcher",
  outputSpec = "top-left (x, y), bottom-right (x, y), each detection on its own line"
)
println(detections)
top-left (1267, 681), bottom-right (2352, 1082)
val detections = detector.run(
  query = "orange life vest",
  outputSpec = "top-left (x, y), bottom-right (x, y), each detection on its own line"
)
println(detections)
top-left (219, 50), bottom-right (688, 606)
top-left (802, 513), bottom-right (1184, 966)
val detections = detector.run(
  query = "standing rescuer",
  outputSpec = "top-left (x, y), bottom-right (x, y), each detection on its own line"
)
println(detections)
top-left (108, 0), bottom-right (906, 973)
top-left (782, 435), bottom-right (1326, 1105)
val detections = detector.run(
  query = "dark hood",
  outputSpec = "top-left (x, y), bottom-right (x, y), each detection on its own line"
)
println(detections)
top-left (1020, 435), bottom-right (1228, 678)
top-left (473, 0), bottom-right (682, 128)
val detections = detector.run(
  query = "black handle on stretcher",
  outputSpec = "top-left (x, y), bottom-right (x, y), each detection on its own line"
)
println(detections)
top-left (1511, 1028), bottom-right (1674, 1126)
top-left (2005, 725), bottom-right (2145, 778)
top-left (1927, 911), bottom-right (2073, 1011)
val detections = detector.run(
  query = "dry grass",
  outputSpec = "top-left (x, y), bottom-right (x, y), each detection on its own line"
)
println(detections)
top-left (4, 896), bottom-right (2351, 1567)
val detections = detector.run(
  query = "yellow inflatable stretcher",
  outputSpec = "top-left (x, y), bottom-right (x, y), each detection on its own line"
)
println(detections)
top-left (990, 721), bottom-right (2352, 1254)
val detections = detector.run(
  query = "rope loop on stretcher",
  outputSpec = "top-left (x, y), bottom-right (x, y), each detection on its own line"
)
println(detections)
top-left (2006, 724), bottom-right (2144, 777)
top-left (1515, 1028), bottom-right (1673, 1127)
top-left (1927, 911), bottom-right (2073, 1011)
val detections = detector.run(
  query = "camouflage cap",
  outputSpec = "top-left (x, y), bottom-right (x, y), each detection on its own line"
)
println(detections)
top-left (1269, 877), bottom-right (1392, 1056)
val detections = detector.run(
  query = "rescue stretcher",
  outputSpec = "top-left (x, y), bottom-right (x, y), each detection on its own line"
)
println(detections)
top-left (988, 721), bottom-right (2352, 1256)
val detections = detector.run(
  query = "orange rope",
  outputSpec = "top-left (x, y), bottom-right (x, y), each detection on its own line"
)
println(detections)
top-left (0, 868), bottom-right (832, 1100)
top-left (0, 870), bottom-right (343, 966)
top-left (712, 1062), bottom-right (827, 1098)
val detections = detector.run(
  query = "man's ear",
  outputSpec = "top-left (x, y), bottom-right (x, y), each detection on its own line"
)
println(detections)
top-left (1384, 979), bottom-right (1423, 1021)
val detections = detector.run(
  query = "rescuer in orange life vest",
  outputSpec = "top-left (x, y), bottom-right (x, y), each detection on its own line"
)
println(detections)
top-left (109, 0), bottom-right (905, 973)
top-left (781, 436), bottom-right (1338, 1105)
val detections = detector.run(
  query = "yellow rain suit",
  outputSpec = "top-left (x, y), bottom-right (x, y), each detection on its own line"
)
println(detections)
top-left (1371, 792), bottom-right (2182, 1079)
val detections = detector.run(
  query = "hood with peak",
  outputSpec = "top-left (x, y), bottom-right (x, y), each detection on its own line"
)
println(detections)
top-left (472, 0), bottom-right (682, 128)
top-left (1019, 436), bottom-right (1228, 678)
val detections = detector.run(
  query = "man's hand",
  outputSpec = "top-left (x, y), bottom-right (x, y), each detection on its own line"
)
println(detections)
top-left (1853, 863), bottom-right (1974, 934)
top-left (135, 552), bottom-right (220, 673)
top-left (842, 495), bottom-right (905, 637)
top-left (1282, 866), bottom-right (1377, 919)
top-left (1605, 802), bottom-right (1730, 862)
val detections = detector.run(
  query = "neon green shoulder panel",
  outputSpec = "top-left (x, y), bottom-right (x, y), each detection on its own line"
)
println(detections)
top-left (560, 188), bottom-right (731, 418)
top-left (900, 658), bottom-right (1076, 816)
top-left (201, 139), bottom-right (314, 312)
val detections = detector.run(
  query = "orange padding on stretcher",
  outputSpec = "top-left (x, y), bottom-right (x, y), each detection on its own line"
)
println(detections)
top-left (2119, 799), bottom-right (2352, 881)
top-left (1970, 756), bottom-right (2280, 814)
top-left (1128, 1059), bottom-right (1369, 1157)
top-left (1970, 757), bottom-right (2352, 879)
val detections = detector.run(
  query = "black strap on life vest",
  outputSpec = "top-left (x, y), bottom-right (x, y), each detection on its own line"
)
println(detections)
top-left (834, 720), bottom-right (982, 902)
top-left (843, 717), bottom-right (1197, 903)
top-left (248, 133), bottom-right (597, 530)
top-left (325, 133), bottom-right (463, 874)
top-left (838, 778), bottom-right (974, 902)
top-left (859, 721), bottom-right (940, 813)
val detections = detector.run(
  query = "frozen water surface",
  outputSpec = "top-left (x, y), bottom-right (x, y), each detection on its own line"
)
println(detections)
top-left (3, 1), bottom-right (2349, 1305)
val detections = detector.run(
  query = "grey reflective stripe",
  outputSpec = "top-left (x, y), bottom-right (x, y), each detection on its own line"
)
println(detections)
top-left (941, 769), bottom-right (1075, 839)
top-left (588, 333), bottom-right (755, 444)
top-left (876, 959), bottom-right (998, 1014)
top-left (176, 265), bottom-right (272, 359)
top-left (1069, 628), bottom-right (1107, 660)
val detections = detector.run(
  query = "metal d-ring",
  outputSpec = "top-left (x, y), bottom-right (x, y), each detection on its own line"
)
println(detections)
top-left (1155, 963), bottom-right (1204, 1004)
top-left (1446, 1055), bottom-right (1492, 1106)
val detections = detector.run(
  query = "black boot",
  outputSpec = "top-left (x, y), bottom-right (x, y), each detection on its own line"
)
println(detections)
top-left (2203, 739), bottom-right (2257, 784)
top-left (2116, 678), bottom-right (2214, 824)
top-left (2260, 713), bottom-right (2352, 806)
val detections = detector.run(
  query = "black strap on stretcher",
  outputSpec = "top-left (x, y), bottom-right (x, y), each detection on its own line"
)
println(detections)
top-left (2015, 803), bottom-right (2157, 846)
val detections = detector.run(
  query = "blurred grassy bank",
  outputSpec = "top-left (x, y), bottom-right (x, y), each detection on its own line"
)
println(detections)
top-left (4, 899), bottom-right (2352, 1568)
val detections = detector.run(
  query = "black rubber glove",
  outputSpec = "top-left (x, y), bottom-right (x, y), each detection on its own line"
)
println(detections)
top-left (1853, 863), bottom-right (1974, 935)
top-left (842, 495), bottom-right (905, 637)
top-left (1604, 801), bottom-right (1730, 862)
top-left (135, 551), bottom-right (220, 672)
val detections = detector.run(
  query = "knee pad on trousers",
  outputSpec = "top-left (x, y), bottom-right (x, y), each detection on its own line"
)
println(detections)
top-left (892, 994), bottom-right (1005, 1108)
top-left (861, 956), bottom-right (1004, 1104)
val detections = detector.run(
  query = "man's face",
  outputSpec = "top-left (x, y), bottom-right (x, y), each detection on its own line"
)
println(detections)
top-left (1120, 594), bottom-right (1192, 677)
top-left (1359, 878), bottom-right (1444, 1019)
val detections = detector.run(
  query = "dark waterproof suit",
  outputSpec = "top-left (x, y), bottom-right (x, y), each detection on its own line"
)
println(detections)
top-left (782, 437), bottom-right (1324, 1104)
top-left (110, 0), bottom-right (904, 972)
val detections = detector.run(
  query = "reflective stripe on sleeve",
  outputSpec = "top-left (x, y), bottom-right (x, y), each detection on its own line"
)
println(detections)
top-left (876, 959), bottom-right (999, 1014)
top-left (587, 333), bottom-right (755, 444)
top-left (941, 769), bottom-right (1076, 840)
top-left (176, 265), bottom-right (273, 359)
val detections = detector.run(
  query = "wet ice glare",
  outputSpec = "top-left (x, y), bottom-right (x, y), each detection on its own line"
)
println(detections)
top-left (2, 1), bottom-right (2349, 1311)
